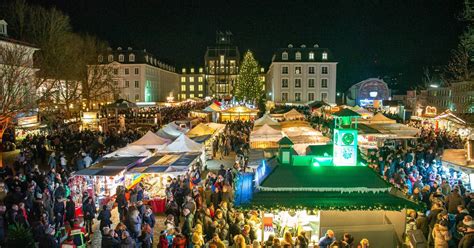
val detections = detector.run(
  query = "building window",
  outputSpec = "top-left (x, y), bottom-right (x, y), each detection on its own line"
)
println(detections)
top-left (295, 79), bottom-right (301, 88)
top-left (282, 79), bottom-right (289, 88)
top-left (134, 81), bottom-right (139, 88)
top-left (134, 68), bottom-right (139, 74)
top-left (308, 92), bottom-right (315, 101)
top-left (198, 77), bottom-right (203, 82)
top-left (108, 55), bottom-right (113, 62)
top-left (199, 68), bottom-right (203, 73)
top-left (295, 66), bottom-right (302, 74)
top-left (113, 80), bottom-right (118, 86)
top-left (321, 92), bottom-right (328, 101)
top-left (124, 68), bottom-right (129, 75)
top-left (309, 52), bottom-right (314, 60)
top-left (198, 93), bottom-right (203, 97)
top-left (181, 94), bottom-right (186, 100)
top-left (190, 85), bottom-right (195, 91)
top-left (189, 77), bottom-right (194, 83)
top-left (321, 78), bottom-right (328, 88)
top-left (282, 92), bottom-right (288, 101)
top-left (309, 66), bottom-right (315, 74)
top-left (135, 94), bottom-right (140, 101)
top-left (308, 79), bottom-right (315, 88)
top-left (125, 81), bottom-right (130, 88)
top-left (190, 93), bottom-right (195, 98)
top-left (295, 93), bottom-right (301, 102)
top-left (113, 68), bottom-right (118, 75)
top-left (119, 54), bottom-right (124, 62)
top-left (322, 52), bottom-right (328, 60)
top-left (98, 55), bottom-right (103, 62)
top-left (181, 85), bottom-right (186, 91)
top-left (182, 68), bottom-right (186, 73)
top-left (282, 52), bottom-right (288, 60)
top-left (190, 68), bottom-right (195, 73)
top-left (181, 77), bottom-right (186, 83)
top-left (198, 84), bottom-right (203, 91)
top-left (321, 66), bottom-right (328, 74)
top-left (295, 52), bottom-right (301, 60)
top-left (282, 66), bottom-right (289, 74)
top-left (129, 54), bottom-right (135, 62)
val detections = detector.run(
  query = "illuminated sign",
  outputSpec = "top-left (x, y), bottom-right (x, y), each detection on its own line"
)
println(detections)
top-left (369, 91), bottom-right (378, 97)
top-left (425, 106), bottom-right (437, 116)
top-left (18, 116), bottom-right (38, 127)
top-left (333, 129), bottom-right (358, 166)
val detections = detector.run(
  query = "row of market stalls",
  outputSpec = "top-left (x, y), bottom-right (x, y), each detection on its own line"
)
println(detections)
top-left (70, 122), bottom-right (223, 215)
top-left (189, 102), bottom-right (259, 122)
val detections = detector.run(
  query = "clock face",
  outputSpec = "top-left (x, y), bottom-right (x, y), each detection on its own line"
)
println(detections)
top-left (342, 133), bottom-right (354, 145)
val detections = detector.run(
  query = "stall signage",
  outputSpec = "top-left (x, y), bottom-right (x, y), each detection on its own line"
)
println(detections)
top-left (18, 116), bottom-right (38, 127)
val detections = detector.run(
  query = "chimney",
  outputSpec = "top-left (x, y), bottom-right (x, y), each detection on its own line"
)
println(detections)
top-left (0, 20), bottom-right (7, 37)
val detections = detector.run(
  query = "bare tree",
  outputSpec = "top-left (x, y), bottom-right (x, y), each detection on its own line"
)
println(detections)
top-left (444, 43), bottom-right (472, 82)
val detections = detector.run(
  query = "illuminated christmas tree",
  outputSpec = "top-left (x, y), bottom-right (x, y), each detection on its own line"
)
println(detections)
top-left (235, 50), bottom-right (263, 102)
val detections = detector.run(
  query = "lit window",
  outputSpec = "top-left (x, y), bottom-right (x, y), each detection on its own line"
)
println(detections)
top-left (108, 55), bottom-right (113, 62)
top-left (295, 79), bottom-right (301, 88)
top-left (282, 52), bottom-right (288, 60)
top-left (113, 68), bottom-right (118, 75)
top-left (119, 54), bottom-right (124, 62)
top-left (134, 68), bottom-right (139, 74)
top-left (322, 52), bottom-right (328, 60)
top-left (220, 55), bottom-right (225, 64)
top-left (282, 66), bottom-right (289, 74)
top-left (181, 85), bottom-right (186, 91)
top-left (282, 92), bottom-right (288, 101)
top-left (125, 81), bottom-right (129, 88)
top-left (295, 66), bottom-right (302, 74)
top-left (124, 68), bottom-right (129, 75)
top-left (308, 92), bottom-right (315, 101)
top-left (190, 68), bottom-right (195, 73)
top-left (295, 93), bottom-right (301, 102)
top-left (129, 54), bottom-right (135, 62)
top-left (181, 94), bottom-right (186, 100)
top-left (182, 68), bottom-right (186, 73)
top-left (198, 85), bottom-right (203, 91)
top-left (98, 55), bottom-right (103, 62)
top-left (134, 81), bottom-right (139, 88)
top-left (309, 52), bottom-right (314, 60)
top-left (198, 93), bottom-right (203, 97)
top-left (190, 93), bottom-right (194, 98)
top-left (321, 66), bottom-right (328, 74)
top-left (295, 52), bottom-right (301, 60)
top-left (321, 79), bottom-right (328, 88)
top-left (321, 92), bottom-right (328, 100)
top-left (199, 68), bottom-right (203, 73)
top-left (282, 79), bottom-right (289, 88)
top-left (309, 67), bottom-right (315, 74)
top-left (308, 79), bottom-right (315, 88)
top-left (181, 77), bottom-right (186, 83)
top-left (198, 77), bottom-right (203, 82)
top-left (189, 77), bottom-right (194, 83)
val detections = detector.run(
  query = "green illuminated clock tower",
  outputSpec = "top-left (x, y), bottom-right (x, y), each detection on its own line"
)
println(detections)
top-left (332, 109), bottom-right (361, 166)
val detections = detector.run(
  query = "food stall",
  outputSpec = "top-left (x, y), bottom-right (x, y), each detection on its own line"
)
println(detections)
top-left (220, 106), bottom-right (259, 122)
top-left (187, 123), bottom-right (224, 159)
top-left (15, 114), bottom-right (47, 140)
top-left (250, 124), bottom-right (283, 149)
top-left (80, 111), bottom-right (101, 131)
top-left (283, 109), bottom-right (305, 121)
top-left (129, 130), bottom-right (170, 150)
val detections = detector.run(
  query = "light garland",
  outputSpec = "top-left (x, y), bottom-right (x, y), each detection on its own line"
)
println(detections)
top-left (256, 185), bottom-right (390, 194)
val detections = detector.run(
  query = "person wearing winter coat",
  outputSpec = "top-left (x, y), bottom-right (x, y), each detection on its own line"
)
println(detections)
top-left (432, 221), bottom-right (451, 248)
top-left (82, 197), bottom-right (96, 235)
top-left (157, 231), bottom-right (169, 248)
top-left (182, 208), bottom-right (194, 240)
top-left (142, 207), bottom-right (155, 229)
top-left (53, 200), bottom-right (65, 229)
top-left (446, 188), bottom-right (465, 214)
top-left (172, 228), bottom-right (187, 248)
top-left (120, 231), bottom-right (136, 248)
top-left (98, 205), bottom-right (112, 234)
top-left (102, 228), bottom-right (121, 248)
top-left (65, 196), bottom-right (76, 226)
top-left (458, 225), bottom-right (474, 248)
top-left (127, 209), bottom-right (142, 239)
top-left (318, 230), bottom-right (336, 248)
top-left (139, 224), bottom-right (153, 248)
top-left (192, 223), bottom-right (205, 248)
top-left (38, 226), bottom-right (59, 248)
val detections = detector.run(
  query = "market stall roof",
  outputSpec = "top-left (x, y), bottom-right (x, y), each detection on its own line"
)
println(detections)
top-left (361, 113), bottom-right (396, 124)
top-left (95, 168), bottom-right (125, 176)
top-left (358, 124), bottom-right (383, 135)
top-left (283, 108), bottom-right (305, 120)
top-left (205, 123), bottom-right (225, 132)
top-left (332, 108), bottom-right (361, 117)
top-left (103, 146), bottom-right (152, 158)
top-left (143, 166), bottom-right (170, 174)
top-left (306, 144), bottom-right (333, 157)
top-left (130, 131), bottom-right (170, 148)
top-left (250, 124), bottom-right (283, 143)
top-left (186, 123), bottom-right (216, 138)
top-left (104, 99), bottom-right (138, 109)
top-left (190, 135), bottom-right (212, 143)
top-left (203, 103), bottom-right (222, 112)
top-left (221, 105), bottom-right (259, 113)
top-left (156, 123), bottom-right (186, 140)
top-left (244, 191), bottom-right (422, 211)
top-left (254, 115), bottom-right (280, 128)
top-left (441, 149), bottom-right (474, 173)
top-left (307, 100), bottom-right (330, 109)
top-left (365, 123), bottom-right (419, 138)
top-left (91, 156), bottom-right (143, 169)
top-left (162, 134), bottom-right (204, 153)
top-left (171, 153), bottom-right (200, 166)
top-left (434, 110), bottom-right (467, 125)
top-left (74, 168), bottom-right (101, 176)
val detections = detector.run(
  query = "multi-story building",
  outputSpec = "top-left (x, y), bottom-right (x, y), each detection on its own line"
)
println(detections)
top-left (425, 81), bottom-right (474, 114)
top-left (205, 31), bottom-right (240, 98)
top-left (266, 44), bottom-right (337, 104)
top-left (345, 78), bottom-right (391, 107)
top-left (179, 67), bottom-right (206, 100)
top-left (97, 47), bottom-right (179, 102)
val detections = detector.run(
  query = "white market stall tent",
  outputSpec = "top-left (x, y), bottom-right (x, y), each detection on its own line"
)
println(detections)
top-left (250, 124), bottom-right (283, 149)
top-left (103, 145), bottom-right (153, 158)
top-left (359, 113), bottom-right (396, 124)
top-left (156, 122), bottom-right (187, 140)
top-left (130, 130), bottom-right (171, 149)
top-left (254, 114), bottom-right (281, 128)
top-left (283, 109), bottom-right (305, 121)
top-left (162, 134), bottom-right (204, 153)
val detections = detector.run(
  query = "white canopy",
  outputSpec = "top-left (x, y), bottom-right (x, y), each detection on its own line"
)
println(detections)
top-left (130, 131), bottom-right (170, 149)
top-left (361, 113), bottom-right (396, 124)
top-left (156, 123), bottom-right (187, 140)
top-left (283, 109), bottom-right (305, 120)
top-left (103, 145), bottom-right (152, 158)
top-left (250, 124), bottom-right (283, 142)
top-left (254, 114), bottom-right (280, 128)
top-left (162, 134), bottom-right (204, 153)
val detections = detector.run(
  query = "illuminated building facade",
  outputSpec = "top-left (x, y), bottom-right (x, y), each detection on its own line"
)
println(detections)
top-left (346, 78), bottom-right (391, 107)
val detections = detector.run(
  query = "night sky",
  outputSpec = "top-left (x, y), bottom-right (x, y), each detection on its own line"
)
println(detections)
top-left (24, 0), bottom-right (465, 92)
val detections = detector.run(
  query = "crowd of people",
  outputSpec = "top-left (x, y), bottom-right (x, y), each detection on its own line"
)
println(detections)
top-left (366, 127), bottom-right (474, 247)
top-left (212, 121), bottom-right (252, 165)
